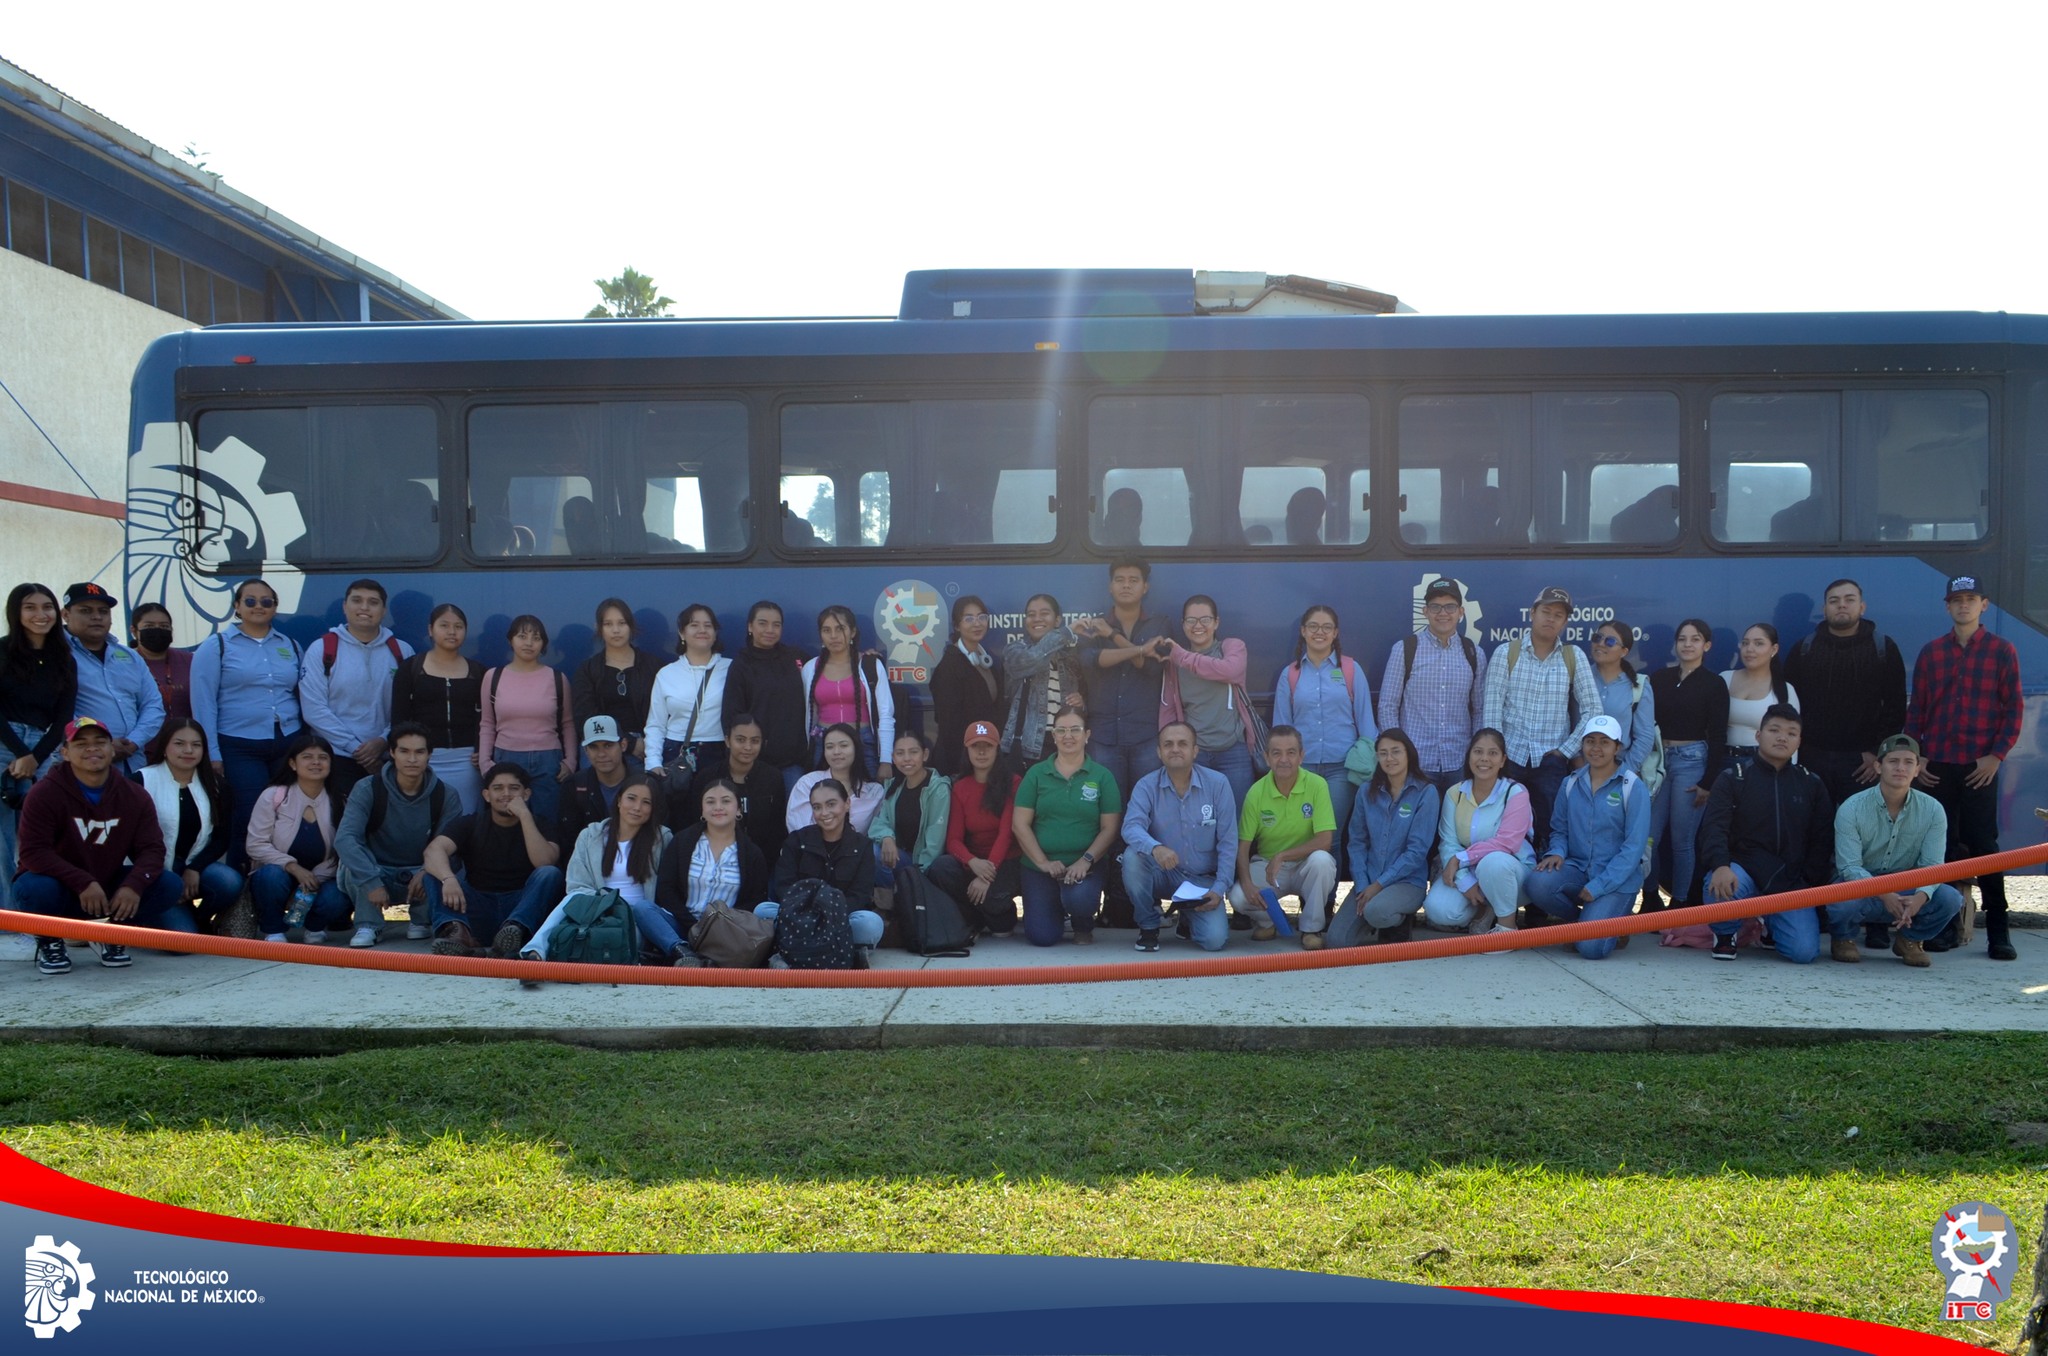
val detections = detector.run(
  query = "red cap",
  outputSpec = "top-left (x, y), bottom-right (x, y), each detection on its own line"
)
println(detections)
top-left (64, 717), bottom-right (111, 742)
top-left (964, 720), bottom-right (999, 748)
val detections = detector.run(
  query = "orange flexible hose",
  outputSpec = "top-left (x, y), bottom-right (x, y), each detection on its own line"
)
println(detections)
top-left (2, 844), bottom-right (2040, 989)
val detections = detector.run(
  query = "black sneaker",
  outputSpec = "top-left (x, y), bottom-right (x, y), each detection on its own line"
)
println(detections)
top-left (93, 941), bottom-right (131, 969)
top-left (1711, 935), bottom-right (1738, 961)
top-left (1134, 929), bottom-right (1160, 953)
top-left (34, 938), bottom-right (70, 975)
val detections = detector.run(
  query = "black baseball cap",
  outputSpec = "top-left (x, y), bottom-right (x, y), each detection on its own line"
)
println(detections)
top-left (63, 581), bottom-right (118, 608)
top-left (1424, 579), bottom-right (1462, 604)
top-left (1945, 574), bottom-right (1988, 600)
top-left (1532, 585), bottom-right (1572, 611)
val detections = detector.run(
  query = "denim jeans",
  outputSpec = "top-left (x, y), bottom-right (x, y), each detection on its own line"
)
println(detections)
top-left (1120, 850), bottom-right (1229, 950)
top-left (1706, 863), bottom-right (1821, 963)
top-left (1827, 884), bottom-right (1963, 943)
top-left (1089, 739), bottom-right (1163, 801)
top-left (1307, 761), bottom-right (1358, 882)
top-left (1197, 742), bottom-right (1257, 811)
top-left (1019, 865), bottom-right (1105, 946)
top-left (1526, 862), bottom-right (1639, 960)
top-left (1649, 741), bottom-right (1710, 901)
top-left (218, 730), bottom-right (295, 871)
top-left (16, 870), bottom-right (184, 935)
top-left (0, 720), bottom-right (51, 910)
top-left (492, 747), bottom-right (565, 826)
top-left (341, 864), bottom-right (423, 931)
top-left (755, 900), bottom-right (884, 949)
top-left (249, 865), bottom-right (352, 935)
top-left (173, 861), bottom-right (247, 931)
top-left (425, 865), bottom-right (566, 938)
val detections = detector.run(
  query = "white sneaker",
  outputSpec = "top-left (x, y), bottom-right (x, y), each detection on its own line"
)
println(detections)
top-left (349, 927), bottom-right (379, 948)
top-left (263, 932), bottom-right (287, 943)
top-left (405, 923), bottom-right (430, 940)
top-left (302, 930), bottom-right (327, 944)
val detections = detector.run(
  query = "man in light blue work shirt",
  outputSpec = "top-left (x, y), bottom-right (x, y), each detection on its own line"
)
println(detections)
top-left (1121, 721), bottom-right (1238, 953)
top-left (300, 578), bottom-right (413, 806)
top-left (1827, 733), bottom-right (1961, 968)
top-left (62, 582), bottom-right (163, 775)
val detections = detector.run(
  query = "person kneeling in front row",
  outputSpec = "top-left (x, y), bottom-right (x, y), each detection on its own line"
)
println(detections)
top-left (1122, 721), bottom-right (1237, 952)
top-left (521, 775), bottom-right (685, 963)
top-left (1227, 725), bottom-right (1337, 946)
top-left (759, 779), bottom-right (885, 953)
top-left (1525, 715), bottom-right (1650, 960)
top-left (421, 762), bottom-right (564, 958)
top-left (1329, 728), bottom-right (1439, 947)
top-left (1827, 733), bottom-right (1962, 968)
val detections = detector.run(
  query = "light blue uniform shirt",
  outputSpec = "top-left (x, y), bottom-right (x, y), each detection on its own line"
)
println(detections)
top-left (1594, 669), bottom-right (1658, 776)
top-left (1271, 654), bottom-right (1376, 765)
top-left (1544, 765), bottom-right (1651, 901)
top-left (190, 624), bottom-right (305, 759)
top-left (1121, 763), bottom-right (1239, 897)
top-left (66, 633), bottom-right (165, 769)
top-left (1346, 778), bottom-right (1440, 891)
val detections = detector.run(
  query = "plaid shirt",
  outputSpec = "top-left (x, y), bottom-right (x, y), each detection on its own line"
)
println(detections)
top-left (1482, 635), bottom-right (1604, 766)
top-left (1903, 627), bottom-right (2022, 763)
top-left (1377, 632), bottom-right (1488, 774)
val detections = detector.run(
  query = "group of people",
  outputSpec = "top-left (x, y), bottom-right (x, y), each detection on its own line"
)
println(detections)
top-left (0, 561), bottom-right (2023, 972)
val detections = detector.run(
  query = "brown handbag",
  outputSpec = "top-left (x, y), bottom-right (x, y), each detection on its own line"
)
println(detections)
top-left (688, 900), bottom-right (776, 968)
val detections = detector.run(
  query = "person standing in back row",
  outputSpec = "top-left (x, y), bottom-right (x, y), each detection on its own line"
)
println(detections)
top-left (299, 578), bottom-right (412, 807)
top-left (1155, 595), bottom-right (1260, 808)
top-left (1482, 585), bottom-right (1601, 838)
top-left (1075, 559), bottom-right (1172, 795)
top-left (189, 578), bottom-right (303, 870)
top-left (1903, 574), bottom-right (2022, 961)
top-left (1378, 579), bottom-right (1486, 793)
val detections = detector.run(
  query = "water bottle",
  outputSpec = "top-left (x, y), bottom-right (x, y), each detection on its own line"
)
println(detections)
top-left (285, 885), bottom-right (317, 929)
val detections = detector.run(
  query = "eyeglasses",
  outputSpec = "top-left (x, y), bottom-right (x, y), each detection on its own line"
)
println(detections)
top-left (1182, 616), bottom-right (1216, 627)
top-left (240, 596), bottom-right (277, 609)
top-left (958, 613), bottom-right (991, 626)
top-left (1593, 635), bottom-right (1625, 648)
top-left (1302, 623), bottom-right (1336, 634)
top-left (1425, 602), bottom-right (1463, 615)
top-left (1051, 726), bottom-right (1087, 737)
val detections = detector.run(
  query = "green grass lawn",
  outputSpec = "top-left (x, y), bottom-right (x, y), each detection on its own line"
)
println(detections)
top-left (4, 1035), bottom-right (2042, 1345)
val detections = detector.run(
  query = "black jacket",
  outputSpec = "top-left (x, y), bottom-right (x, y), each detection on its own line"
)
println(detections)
top-left (1780, 620), bottom-right (1907, 755)
top-left (722, 643), bottom-right (809, 771)
top-left (773, 825), bottom-right (875, 906)
top-left (556, 767), bottom-right (628, 858)
top-left (656, 821), bottom-right (771, 923)
top-left (676, 757), bottom-right (787, 864)
top-left (1696, 756), bottom-right (1835, 896)
top-left (571, 649), bottom-right (667, 750)
top-left (928, 643), bottom-right (1003, 777)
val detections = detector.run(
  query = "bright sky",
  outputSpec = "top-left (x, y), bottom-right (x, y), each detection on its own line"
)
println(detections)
top-left (9, 4), bottom-right (2045, 321)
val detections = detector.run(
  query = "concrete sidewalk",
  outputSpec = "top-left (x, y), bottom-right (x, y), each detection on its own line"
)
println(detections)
top-left (3, 918), bottom-right (2042, 1055)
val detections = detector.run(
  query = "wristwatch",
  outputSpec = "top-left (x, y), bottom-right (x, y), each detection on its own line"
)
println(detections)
top-left (1080, 852), bottom-right (1095, 864)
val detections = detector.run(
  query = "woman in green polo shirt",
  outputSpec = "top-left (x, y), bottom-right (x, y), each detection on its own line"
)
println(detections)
top-left (1011, 711), bottom-right (1122, 946)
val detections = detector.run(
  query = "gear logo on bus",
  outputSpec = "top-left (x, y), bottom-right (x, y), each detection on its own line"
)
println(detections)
top-left (875, 580), bottom-right (947, 684)
top-left (1412, 575), bottom-right (1484, 644)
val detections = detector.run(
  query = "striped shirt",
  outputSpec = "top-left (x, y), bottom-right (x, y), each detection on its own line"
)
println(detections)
top-left (685, 835), bottom-right (742, 916)
top-left (1377, 631), bottom-right (1487, 775)
top-left (1482, 635), bottom-right (1603, 766)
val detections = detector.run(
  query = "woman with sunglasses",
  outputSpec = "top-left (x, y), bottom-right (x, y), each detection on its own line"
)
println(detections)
top-left (189, 577), bottom-right (304, 870)
top-left (1588, 620), bottom-right (1658, 780)
top-left (571, 598), bottom-right (665, 767)
top-left (929, 594), bottom-right (1002, 777)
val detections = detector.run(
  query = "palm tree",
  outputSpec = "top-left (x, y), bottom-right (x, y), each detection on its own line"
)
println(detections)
top-left (586, 267), bottom-right (674, 319)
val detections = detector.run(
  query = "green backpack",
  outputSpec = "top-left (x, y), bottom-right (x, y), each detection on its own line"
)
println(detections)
top-left (545, 889), bottom-right (639, 965)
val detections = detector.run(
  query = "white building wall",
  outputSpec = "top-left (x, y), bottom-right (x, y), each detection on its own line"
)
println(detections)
top-left (0, 246), bottom-right (189, 627)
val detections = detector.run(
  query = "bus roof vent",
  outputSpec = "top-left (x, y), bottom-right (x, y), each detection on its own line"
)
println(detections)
top-left (898, 269), bottom-right (1405, 320)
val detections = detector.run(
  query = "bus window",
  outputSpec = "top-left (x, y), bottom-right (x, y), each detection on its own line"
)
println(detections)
top-left (778, 399), bottom-right (1054, 549)
top-left (780, 473), bottom-right (836, 547)
top-left (1532, 393), bottom-right (1679, 544)
top-left (1089, 392), bottom-right (1369, 549)
top-left (1398, 394), bottom-right (1529, 546)
top-left (469, 401), bottom-right (747, 558)
top-left (1709, 394), bottom-right (1838, 544)
top-left (1846, 390), bottom-right (1988, 542)
top-left (194, 404), bottom-right (440, 566)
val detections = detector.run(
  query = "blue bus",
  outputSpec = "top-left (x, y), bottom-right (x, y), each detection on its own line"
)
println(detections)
top-left (123, 268), bottom-right (2048, 846)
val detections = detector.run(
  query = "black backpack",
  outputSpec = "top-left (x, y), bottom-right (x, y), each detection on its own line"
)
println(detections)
top-left (774, 878), bottom-right (858, 970)
top-left (544, 888), bottom-right (639, 965)
top-left (894, 862), bottom-right (974, 957)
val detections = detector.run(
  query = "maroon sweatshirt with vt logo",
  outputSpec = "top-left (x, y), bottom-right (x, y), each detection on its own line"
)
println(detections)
top-left (15, 763), bottom-right (166, 898)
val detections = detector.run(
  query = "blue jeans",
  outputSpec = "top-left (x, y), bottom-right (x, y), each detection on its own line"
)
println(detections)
top-left (1706, 863), bottom-right (1822, 963)
top-left (1089, 739), bottom-right (1163, 800)
top-left (1197, 742), bottom-right (1257, 810)
top-left (15, 870), bottom-right (183, 934)
top-left (1121, 851), bottom-right (1229, 950)
top-left (1649, 741), bottom-right (1710, 901)
top-left (342, 864), bottom-right (422, 930)
top-left (1827, 884), bottom-right (1962, 942)
top-left (173, 862), bottom-right (247, 931)
top-left (492, 747), bottom-right (565, 826)
top-left (755, 900), bottom-right (884, 949)
top-left (249, 865), bottom-right (352, 935)
top-left (1525, 862), bottom-right (1639, 960)
top-left (219, 730), bottom-right (296, 871)
top-left (1307, 761), bottom-right (1358, 882)
top-left (425, 865), bottom-right (565, 939)
top-left (1019, 864), bottom-right (1105, 946)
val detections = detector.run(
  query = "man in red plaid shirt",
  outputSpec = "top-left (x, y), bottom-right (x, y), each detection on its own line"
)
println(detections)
top-left (1902, 574), bottom-right (2021, 961)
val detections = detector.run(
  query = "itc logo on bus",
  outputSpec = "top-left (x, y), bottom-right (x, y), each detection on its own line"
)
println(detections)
top-left (874, 581), bottom-right (947, 684)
